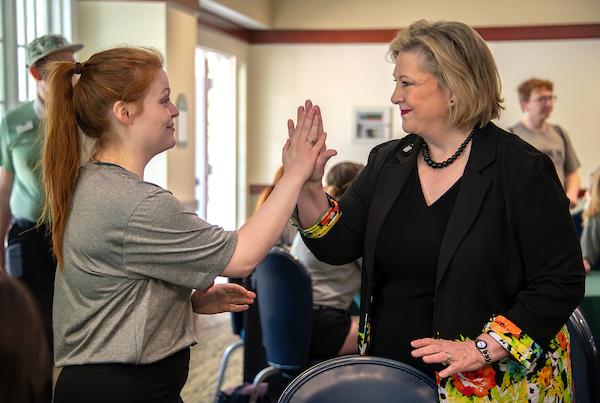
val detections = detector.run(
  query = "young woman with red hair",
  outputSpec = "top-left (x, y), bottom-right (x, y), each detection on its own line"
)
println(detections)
top-left (42, 47), bottom-right (333, 402)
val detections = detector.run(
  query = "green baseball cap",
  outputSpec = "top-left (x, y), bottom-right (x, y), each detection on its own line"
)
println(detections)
top-left (26, 34), bottom-right (83, 66)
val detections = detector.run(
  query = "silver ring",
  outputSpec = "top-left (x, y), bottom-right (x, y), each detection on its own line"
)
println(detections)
top-left (442, 351), bottom-right (452, 366)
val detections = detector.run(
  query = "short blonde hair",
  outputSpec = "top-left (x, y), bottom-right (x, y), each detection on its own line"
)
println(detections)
top-left (388, 20), bottom-right (503, 130)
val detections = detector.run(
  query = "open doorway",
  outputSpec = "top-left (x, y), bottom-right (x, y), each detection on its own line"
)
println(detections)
top-left (195, 47), bottom-right (237, 230)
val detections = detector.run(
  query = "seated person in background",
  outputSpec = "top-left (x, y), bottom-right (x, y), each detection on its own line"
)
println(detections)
top-left (255, 166), bottom-right (297, 249)
top-left (291, 161), bottom-right (364, 359)
top-left (508, 78), bottom-right (581, 207)
top-left (582, 170), bottom-right (600, 272)
top-left (0, 275), bottom-right (51, 403)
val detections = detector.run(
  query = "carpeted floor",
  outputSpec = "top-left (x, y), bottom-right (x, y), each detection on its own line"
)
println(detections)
top-left (181, 313), bottom-right (244, 403)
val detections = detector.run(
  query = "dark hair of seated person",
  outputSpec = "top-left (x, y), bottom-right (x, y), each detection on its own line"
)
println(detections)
top-left (0, 275), bottom-right (51, 403)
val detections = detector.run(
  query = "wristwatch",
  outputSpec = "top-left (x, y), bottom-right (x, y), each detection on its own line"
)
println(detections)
top-left (475, 339), bottom-right (493, 365)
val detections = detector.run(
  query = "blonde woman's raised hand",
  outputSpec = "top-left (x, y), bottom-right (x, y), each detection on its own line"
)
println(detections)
top-left (282, 99), bottom-right (322, 184)
top-left (285, 100), bottom-right (336, 187)
top-left (309, 103), bottom-right (337, 185)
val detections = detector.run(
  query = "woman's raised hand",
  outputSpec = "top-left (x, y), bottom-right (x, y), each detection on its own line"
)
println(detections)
top-left (283, 100), bottom-right (336, 186)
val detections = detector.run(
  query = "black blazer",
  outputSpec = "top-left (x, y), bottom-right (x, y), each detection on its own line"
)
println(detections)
top-left (304, 122), bottom-right (585, 355)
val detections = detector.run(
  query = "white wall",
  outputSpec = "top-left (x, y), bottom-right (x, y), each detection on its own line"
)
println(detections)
top-left (248, 43), bottom-right (393, 186)
top-left (248, 39), bottom-right (600, 187)
top-left (75, 2), bottom-right (167, 57)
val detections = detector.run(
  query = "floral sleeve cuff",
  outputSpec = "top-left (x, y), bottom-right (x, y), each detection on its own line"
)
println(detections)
top-left (290, 193), bottom-right (341, 239)
top-left (483, 315), bottom-right (543, 370)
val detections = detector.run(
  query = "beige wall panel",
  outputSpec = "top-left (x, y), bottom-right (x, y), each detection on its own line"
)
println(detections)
top-left (248, 39), bottom-right (600, 194)
top-left (166, 5), bottom-right (197, 204)
top-left (74, 1), bottom-right (168, 189)
top-left (271, 0), bottom-right (600, 29)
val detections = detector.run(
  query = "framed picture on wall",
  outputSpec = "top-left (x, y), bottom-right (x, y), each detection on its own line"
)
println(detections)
top-left (352, 107), bottom-right (391, 144)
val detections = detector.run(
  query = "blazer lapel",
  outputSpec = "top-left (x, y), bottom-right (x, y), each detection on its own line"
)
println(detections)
top-left (364, 137), bottom-right (422, 282)
top-left (435, 124), bottom-right (497, 288)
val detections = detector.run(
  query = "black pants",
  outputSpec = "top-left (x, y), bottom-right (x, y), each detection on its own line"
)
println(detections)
top-left (6, 219), bottom-right (55, 402)
top-left (310, 306), bottom-right (351, 359)
top-left (54, 348), bottom-right (190, 403)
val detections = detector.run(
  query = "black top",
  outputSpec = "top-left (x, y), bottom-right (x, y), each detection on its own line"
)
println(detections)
top-left (302, 123), bottom-right (584, 391)
top-left (371, 165), bottom-right (461, 378)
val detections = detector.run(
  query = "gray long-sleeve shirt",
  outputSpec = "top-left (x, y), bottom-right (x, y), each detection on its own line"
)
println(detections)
top-left (54, 163), bottom-right (236, 366)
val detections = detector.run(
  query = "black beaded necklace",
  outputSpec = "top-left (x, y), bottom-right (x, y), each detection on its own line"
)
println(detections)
top-left (421, 132), bottom-right (473, 169)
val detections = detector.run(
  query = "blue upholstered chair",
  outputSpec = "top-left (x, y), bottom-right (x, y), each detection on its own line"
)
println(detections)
top-left (277, 355), bottom-right (437, 403)
top-left (567, 307), bottom-right (600, 403)
top-left (250, 246), bottom-right (313, 395)
top-left (572, 209), bottom-right (584, 238)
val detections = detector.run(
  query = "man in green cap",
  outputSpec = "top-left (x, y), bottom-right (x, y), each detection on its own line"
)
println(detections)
top-left (0, 34), bottom-right (82, 401)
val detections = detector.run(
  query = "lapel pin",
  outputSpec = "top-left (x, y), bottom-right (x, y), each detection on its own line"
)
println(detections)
top-left (402, 144), bottom-right (413, 155)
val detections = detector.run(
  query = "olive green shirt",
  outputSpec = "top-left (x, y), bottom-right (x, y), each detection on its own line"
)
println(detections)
top-left (0, 100), bottom-right (45, 222)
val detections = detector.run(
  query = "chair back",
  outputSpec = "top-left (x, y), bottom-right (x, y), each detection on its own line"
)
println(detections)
top-left (255, 246), bottom-right (313, 371)
top-left (567, 307), bottom-right (600, 403)
top-left (572, 210), bottom-right (584, 238)
top-left (278, 355), bottom-right (437, 403)
top-left (228, 278), bottom-right (246, 337)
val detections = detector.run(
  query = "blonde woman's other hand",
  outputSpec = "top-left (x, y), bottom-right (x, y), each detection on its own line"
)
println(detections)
top-left (411, 334), bottom-right (508, 378)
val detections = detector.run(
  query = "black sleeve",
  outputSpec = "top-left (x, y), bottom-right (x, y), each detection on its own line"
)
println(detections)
top-left (302, 143), bottom-right (389, 265)
top-left (504, 151), bottom-right (585, 347)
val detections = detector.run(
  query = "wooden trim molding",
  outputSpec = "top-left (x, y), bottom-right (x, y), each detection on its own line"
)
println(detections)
top-left (475, 24), bottom-right (600, 41)
top-left (199, 23), bottom-right (600, 44)
top-left (248, 29), bottom-right (397, 44)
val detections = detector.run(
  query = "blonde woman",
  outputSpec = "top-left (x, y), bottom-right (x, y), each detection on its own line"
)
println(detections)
top-left (292, 20), bottom-right (584, 401)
